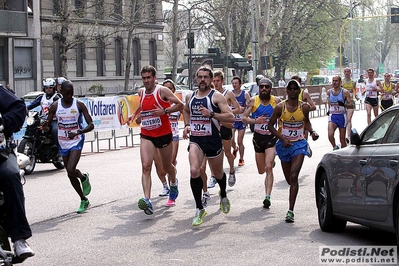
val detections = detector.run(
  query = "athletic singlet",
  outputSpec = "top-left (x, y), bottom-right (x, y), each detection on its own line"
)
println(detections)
top-left (232, 90), bottom-right (246, 122)
top-left (41, 94), bottom-right (59, 119)
top-left (251, 95), bottom-right (277, 135)
top-left (278, 101), bottom-right (305, 142)
top-left (328, 89), bottom-right (346, 115)
top-left (299, 89), bottom-right (304, 102)
top-left (381, 83), bottom-right (394, 101)
top-left (56, 98), bottom-right (84, 150)
top-left (342, 79), bottom-right (355, 99)
top-left (169, 104), bottom-right (181, 138)
top-left (188, 89), bottom-right (221, 138)
top-left (140, 85), bottom-right (171, 137)
top-left (365, 79), bottom-right (378, 98)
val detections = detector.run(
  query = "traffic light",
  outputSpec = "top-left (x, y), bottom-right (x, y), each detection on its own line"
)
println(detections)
top-left (342, 56), bottom-right (349, 67)
top-left (391, 8), bottom-right (399, 23)
top-left (260, 56), bottom-right (273, 70)
top-left (187, 32), bottom-right (194, 49)
top-left (273, 55), bottom-right (279, 66)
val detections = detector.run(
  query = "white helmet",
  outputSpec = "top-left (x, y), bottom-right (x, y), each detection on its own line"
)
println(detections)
top-left (42, 78), bottom-right (56, 91)
top-left (56, 77), bottom-right (67, 85)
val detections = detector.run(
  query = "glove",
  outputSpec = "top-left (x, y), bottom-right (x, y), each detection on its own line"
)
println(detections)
top-left (337, 101), bottom-right (345, 106)
top-left (326, 111), bottom-right (330, 116)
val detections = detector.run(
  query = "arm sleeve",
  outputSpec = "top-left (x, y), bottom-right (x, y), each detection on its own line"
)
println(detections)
top-left (26, 95), bottom-right (42, 110)
top-left (0, 88), bottom-right (27, 137)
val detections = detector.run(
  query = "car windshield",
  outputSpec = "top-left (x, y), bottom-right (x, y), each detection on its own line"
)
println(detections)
top-left (362, 109), bottom-right (398, 144)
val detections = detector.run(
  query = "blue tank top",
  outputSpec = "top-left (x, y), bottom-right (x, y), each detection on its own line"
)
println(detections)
top-left (329, 89), bottom-right (346, 115)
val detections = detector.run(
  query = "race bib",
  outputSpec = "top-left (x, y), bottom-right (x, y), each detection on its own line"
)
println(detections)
top-left (281, 121), bottom-right (304, 141)
top-left (141, 111), bottom-right (162, 130)
top-left (254, 116), bottom-right (271, 135)
top-left (330, 102), bottom-right (345, 114)
top-left (234, 113), bottom-right (243, 122)
top-left (190, 118), bottom-right (212, 136)
top-left (382, 92), bottom-right (392, 100)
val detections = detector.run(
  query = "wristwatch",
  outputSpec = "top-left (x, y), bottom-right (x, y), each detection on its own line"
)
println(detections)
top-left (210, 111), bottom-right (215, 118)
top-left (164, 108), bottom-right (169, 114)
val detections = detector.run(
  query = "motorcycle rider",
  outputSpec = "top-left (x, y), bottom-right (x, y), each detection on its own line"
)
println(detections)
top-left (56, 77), bottom-right (67, 93)
top-left (27, 78), bottom-right (62, 147)
top-left (0, 85), bottom-right (35, 259)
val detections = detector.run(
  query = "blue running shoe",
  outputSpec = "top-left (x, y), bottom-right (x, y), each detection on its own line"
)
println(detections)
top-left (169, 183), bottom-right (179, 201)
top-left (138, 198), bottom-right (153, 215)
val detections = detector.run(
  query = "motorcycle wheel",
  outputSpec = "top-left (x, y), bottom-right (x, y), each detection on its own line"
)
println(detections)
top-left (53, 154), bottom-right (64, 170)
top-left (17, 139), bottom-right (36, 175)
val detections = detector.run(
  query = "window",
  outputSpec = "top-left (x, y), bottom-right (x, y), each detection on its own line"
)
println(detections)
top-left (149, 39), bottom-right (157, 68)
top-left (96, 37), bottom-right (105, 76)
top-left (53, 0), bottom-right (62, 16)
top-left (14, 47), bottom-right (33, 79)
top-left (75, 0), bottom-right (85, 17)
top-left (115, 38), bottom-right (123, 76)
top-left (114, 0), bottom-right (122, 16)
top-left (0, 46), bottom-right (4, 79)
top-left (149, 0), bottom-right (156, 23)
top-left (76, 39), bottom-right (85, 77)
top-left (132, 38), bottom-right (140, 76)
top-left (362, 110), bottom-right (397, 144)
top-left (53, 36), bottom-right (61, 77)
top-left (95, 0), bottom-right (104, 19)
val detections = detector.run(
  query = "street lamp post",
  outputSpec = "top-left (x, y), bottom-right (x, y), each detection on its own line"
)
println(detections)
top-left (356, 34), bottom-right (361, 80)
top-left (378, 40), bottom-right (383, 64)
top-left (214, 32), bottom-right (226, 80)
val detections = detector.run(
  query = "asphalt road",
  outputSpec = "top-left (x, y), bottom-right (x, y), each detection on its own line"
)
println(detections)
top-left (19, 108), bottom-right (397, 266)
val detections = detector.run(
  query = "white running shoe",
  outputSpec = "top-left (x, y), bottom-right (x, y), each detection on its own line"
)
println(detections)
top-left (13, 239), bottom-right (35, 259)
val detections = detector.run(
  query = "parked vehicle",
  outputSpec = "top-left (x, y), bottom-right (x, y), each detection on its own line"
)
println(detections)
top-left (315, 104), bottom-right (399, 245)
top-left (310, 75), bottom-right (329, 85)
top-left (17, 111), bottom-right (64, 175)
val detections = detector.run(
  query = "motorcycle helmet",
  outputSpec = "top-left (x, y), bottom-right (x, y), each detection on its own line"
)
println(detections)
top-left (56, 77), bottom-right (67, 85)
top-left (256, 75), bottom-right (265, 85)
top-left (42, 78), bottom-right (56, 92)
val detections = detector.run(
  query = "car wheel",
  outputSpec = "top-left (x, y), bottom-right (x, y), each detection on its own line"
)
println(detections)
top-left (316, 172), bottom-right (347, 232)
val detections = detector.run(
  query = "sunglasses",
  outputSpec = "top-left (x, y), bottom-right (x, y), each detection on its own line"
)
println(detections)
top-left (287, 87), bottom-right (300, 91)
top-left (259, 85), bottom-right (270, 89)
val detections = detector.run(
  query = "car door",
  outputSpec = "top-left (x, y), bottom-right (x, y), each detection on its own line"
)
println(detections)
top-left (331, 145), bottom-right (375, 219)
top-left (364, 109), bottom-right (399, 221)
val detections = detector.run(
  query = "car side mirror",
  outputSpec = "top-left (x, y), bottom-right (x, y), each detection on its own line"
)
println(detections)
top-left (350, 128), bottom-right (361, 146)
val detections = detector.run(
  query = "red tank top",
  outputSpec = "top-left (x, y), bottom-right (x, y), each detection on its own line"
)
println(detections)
top-left (140, 85), bottom-right (171, 137)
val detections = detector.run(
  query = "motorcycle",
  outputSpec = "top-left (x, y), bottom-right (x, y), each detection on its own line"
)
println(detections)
top-left (17, 111), bottom-right (64, 175)
top-left (0, 153), bottom-right (30, 265)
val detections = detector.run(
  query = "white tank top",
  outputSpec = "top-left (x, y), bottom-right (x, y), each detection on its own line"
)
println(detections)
top-left (41, 94), bottom-right (58, 119)
top-left (56, 98), bottom-right (83, 149)
top-left (365, 79), bottom-right (378, 98)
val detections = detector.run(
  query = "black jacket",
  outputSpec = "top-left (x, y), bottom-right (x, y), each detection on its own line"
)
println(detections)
top-left (0, 86), bottom-right (27, 138)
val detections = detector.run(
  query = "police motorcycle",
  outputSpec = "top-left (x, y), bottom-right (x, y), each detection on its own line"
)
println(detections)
top-left (0, 121), bottom-right (30, 265)
top-left (17, 78), bottom-right (64, 175)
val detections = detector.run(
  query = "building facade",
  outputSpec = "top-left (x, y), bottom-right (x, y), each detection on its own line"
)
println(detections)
top-left (0, 0), bottom-right (164, 97)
